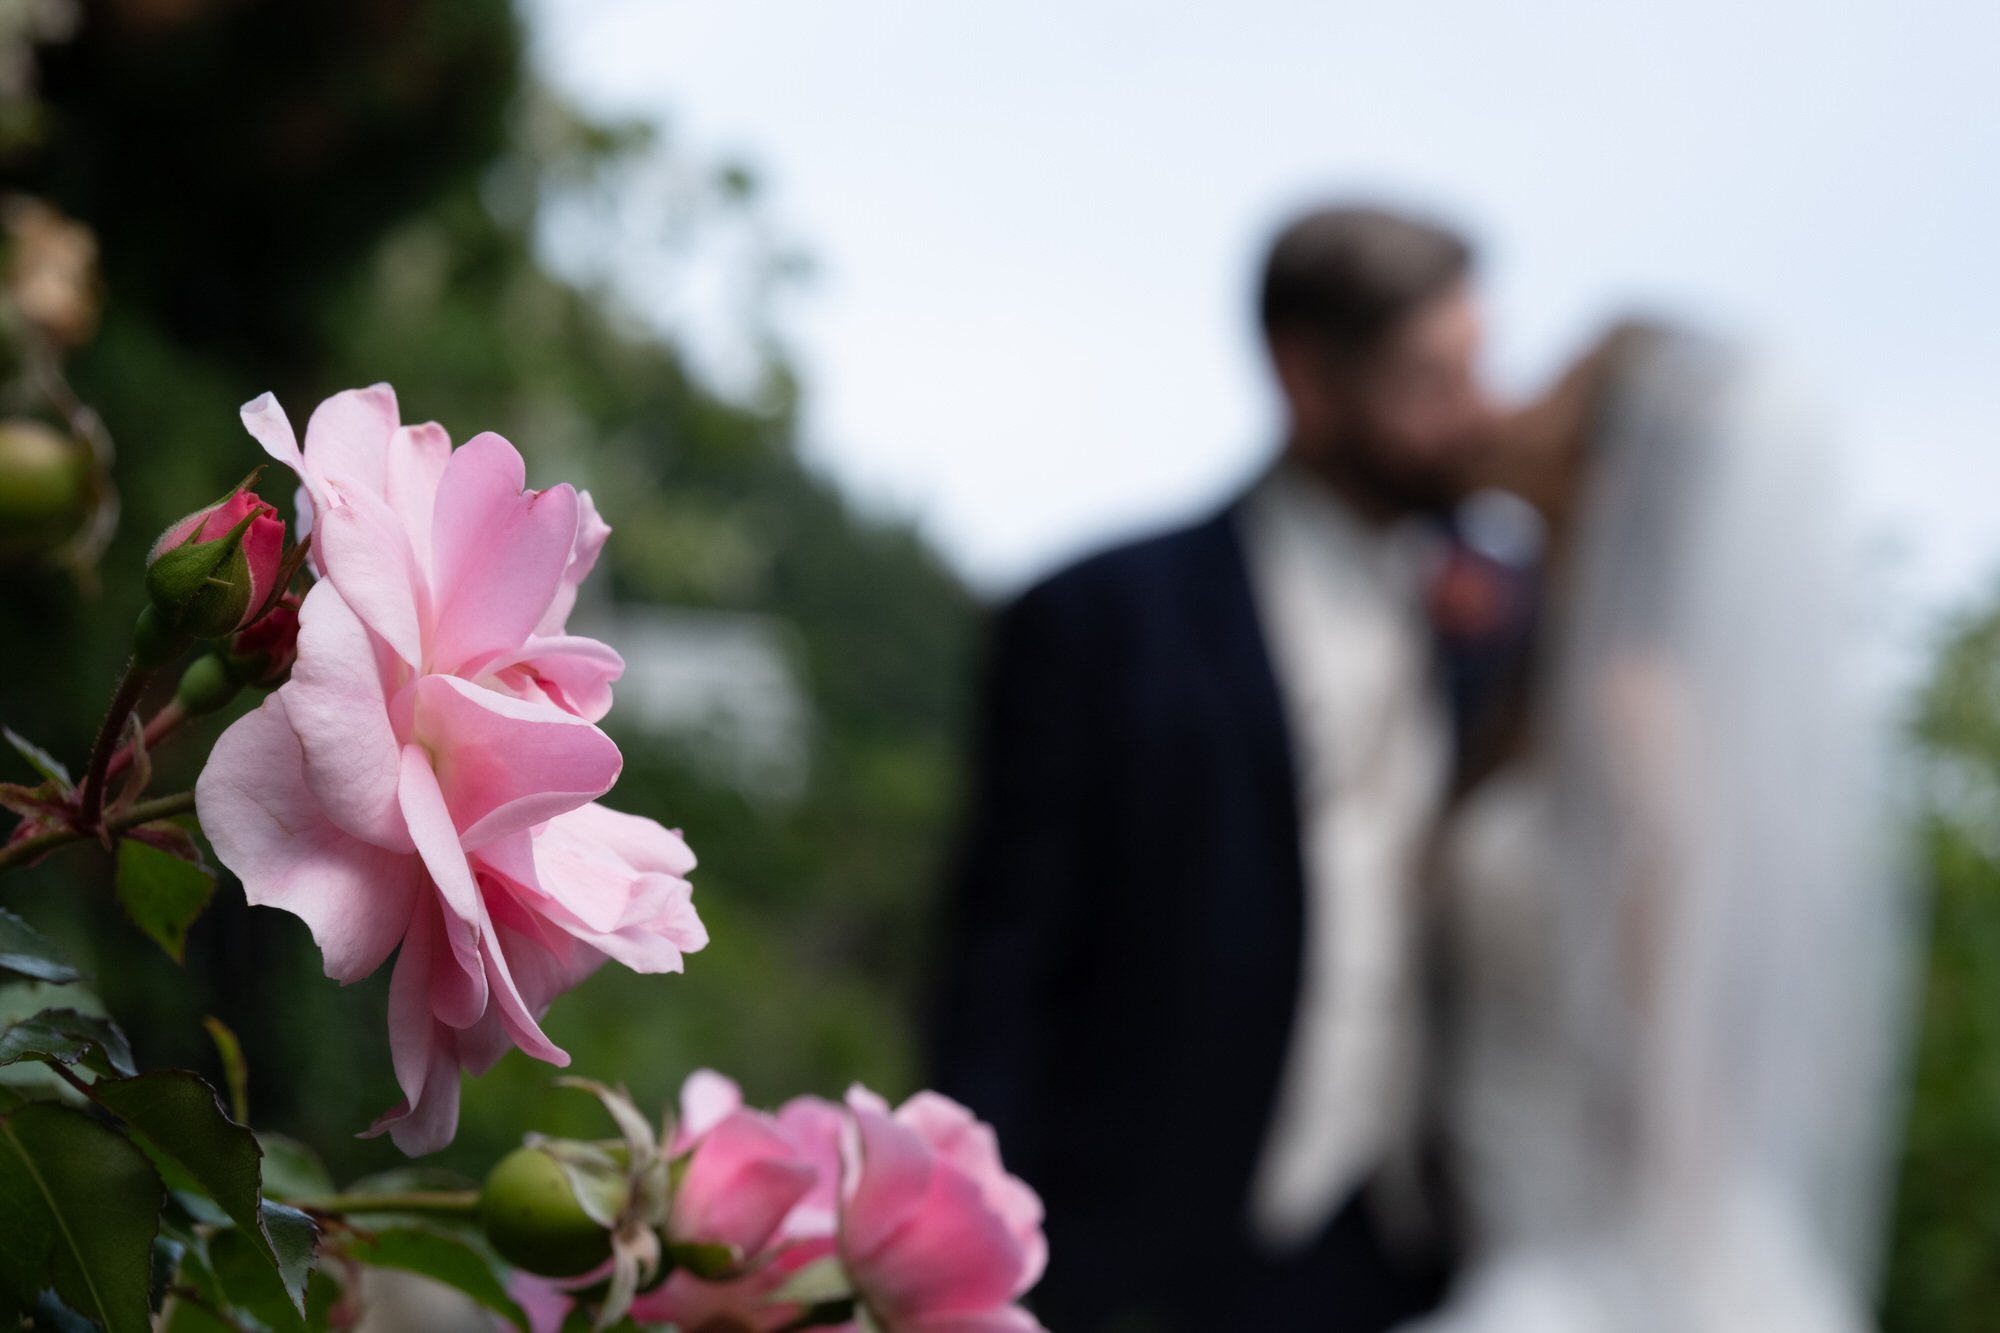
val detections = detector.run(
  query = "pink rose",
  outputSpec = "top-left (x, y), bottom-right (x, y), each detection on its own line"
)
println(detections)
top-left (197, 387), bottom-right (705, 1155)
top-left (839, 1087), bottom-right (1047, 1333)
top-left (667, 1070), bottom-right (821, 1263)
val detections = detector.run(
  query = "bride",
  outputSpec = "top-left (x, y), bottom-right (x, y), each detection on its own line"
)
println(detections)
top-left (1403, 324), bottom-right (1913, 1332)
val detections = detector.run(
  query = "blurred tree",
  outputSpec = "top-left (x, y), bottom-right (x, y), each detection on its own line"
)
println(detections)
top-left (1879, 597), bottom-right (2000, 1331)
top-left (0, 0), bottom-right (974, 1182)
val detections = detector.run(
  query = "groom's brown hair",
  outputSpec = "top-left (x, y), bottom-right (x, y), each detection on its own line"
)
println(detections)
top-left (1259, 204), bottom-right (1473, 353)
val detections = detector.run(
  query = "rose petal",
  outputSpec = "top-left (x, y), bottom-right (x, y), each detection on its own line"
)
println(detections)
top-left (411, 674), bottom-right (622, 849)
top-left (240, 392), bottom-right (304, 477)
top-left (774, 1096), bottom-right (848, 1239)
top-left (395, 744), bottom-right (489, 1027)
top-left (383, 421), bottom-right (451, 581)
top-left (856, 1161), bottom-right (1028, 1317)
top-left (196, 693), bottom-right (419, 983)
top-left (365, 891), bottom-right (465, 1156)
top-left (672, 1110), bottom-right (818, 1257)
top-left (316, 478), bottom-right (429, 669)
top-left (492, 634), bottom-right (625, 723)
top-left (428, 432), bottom-right (581, 677)
top-left (537, 489), bottom-right (613, 636)
top-left (898, 1094), bottom-right (1045, 1284)
top-left (301, 383), bottom-right (399, 500)
top-left (555, 801), bottom-right (697, 878)
top-left (841, 1094), bottom-right (935, 1265)
top-left (284, 583), bottom-right (412, 852)
top-left (676, 1070), bottom-right (744, 1151)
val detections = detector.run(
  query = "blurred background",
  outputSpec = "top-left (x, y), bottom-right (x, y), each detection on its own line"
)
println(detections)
top-left (0, 2), bottom-right (1995, 1329)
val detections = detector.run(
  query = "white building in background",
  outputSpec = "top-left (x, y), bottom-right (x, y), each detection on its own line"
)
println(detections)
top-left (589, 607), bottom-right (810, 804)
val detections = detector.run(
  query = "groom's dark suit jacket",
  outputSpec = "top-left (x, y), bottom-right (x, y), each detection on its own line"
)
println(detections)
top-left (930, 500), bottom-right (1494, 1332)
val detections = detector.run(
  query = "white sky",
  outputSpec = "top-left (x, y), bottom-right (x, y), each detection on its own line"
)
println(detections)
top-left (527, 0), bottom-right (2000, 663)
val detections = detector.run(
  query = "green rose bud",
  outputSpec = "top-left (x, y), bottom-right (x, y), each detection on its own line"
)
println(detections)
top-left (174, 653), bottom-right (243, 716)
top-left (0, 418), bottom-right (92, 565)
top-left (480, 1146), bottom-right (618, 1279)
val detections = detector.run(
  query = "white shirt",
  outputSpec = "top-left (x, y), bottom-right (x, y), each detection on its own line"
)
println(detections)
top-left (1238, 459), bottom-right (1451, 1253)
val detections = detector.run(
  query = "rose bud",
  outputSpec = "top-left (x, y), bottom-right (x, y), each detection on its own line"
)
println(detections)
top-left (481, 1145), bottom-right (619, 1280)
top-left (143, 481), bottom-right (284, 640)
top-left (0, 418), bottom-right (92, 565)
top-left (174, 653), bottom-right (244, 718)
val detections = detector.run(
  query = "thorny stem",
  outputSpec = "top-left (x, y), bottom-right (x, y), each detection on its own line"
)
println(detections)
top-left (105, 699), bottom-right (190, 783)
top-left (76, 656), bottom-right (155, 835)
top-left (0, 789), bottom-right (197, 875)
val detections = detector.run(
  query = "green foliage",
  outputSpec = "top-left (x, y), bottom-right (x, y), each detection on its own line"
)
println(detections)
top-left (0, 1007), bottom-right (136, 1078)
top-left (201, 1220), bottom-right (317, 1333)
top-left (114, 839), bottom-right (215, 964)
top-left (0, 907), bottom-right (81, 986)
top-left (2, 0), bottom-right (975, 1188)
top-left (341, 1227), bottom-right (531, 1330)
top-left (1880, 593), bottom-right (2000, 1331)
top-left (94, 1070), bottom-right (306, 1309)
top-left (0, 0), bottom-right (978, 1324)
top-left (0, 1100), bottom-right (163, 1332)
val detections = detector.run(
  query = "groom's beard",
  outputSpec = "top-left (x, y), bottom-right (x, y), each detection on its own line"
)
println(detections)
top-left (1323, 434), bottom-right (1462, 521)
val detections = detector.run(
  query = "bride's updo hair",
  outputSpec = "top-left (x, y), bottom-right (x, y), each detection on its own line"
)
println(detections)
top-left (1488, 319), bottom-right (1672, 533)
top-left (1258, 204), bottom-right (1474, 354)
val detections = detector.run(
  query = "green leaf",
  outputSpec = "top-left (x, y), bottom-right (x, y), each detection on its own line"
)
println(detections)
top-left (4, 726), bottom-right (71, 787)
top-left (260, 1202), bottom-right (319, 1317)
top-left (202, 1017), bottom-right (250, 1125)
top-left (206, 1223), bottom-right (304, 1333)
top-left (0, 1099), bottom-right (165, 1333)
top-left (0, 1007), bottom-right (137, 1078)
top-left (115, 838), bottom-right (216, 963)
top-left (91, 1070), bottom-right (312, 1310)
top-left (254, 1132), bottom-right (334, 1202)
top-left (0, 906), bottom-right (83, 985)
top-left (199, 1204), bottom-right (320, 1332)
top-left (341, 1226), bottom-right (529, 1331)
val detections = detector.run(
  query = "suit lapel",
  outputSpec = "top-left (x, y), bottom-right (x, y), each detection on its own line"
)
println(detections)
top-left (1183, 504), bottom-right (1300, 846)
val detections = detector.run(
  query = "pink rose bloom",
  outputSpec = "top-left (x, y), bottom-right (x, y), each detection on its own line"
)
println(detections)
top-left (617, 1072), bottom-right (838, 1333)
top-left (667, 1070), bottom-right (821, 1263)
top-left (839, 1087), bottom-right (1048, 1333)
top-left (197, 386), bottom-right (705, 1155)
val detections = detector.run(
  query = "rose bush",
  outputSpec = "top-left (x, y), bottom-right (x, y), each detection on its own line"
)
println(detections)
top-left (0, 383), bottom-right (1047, 1332)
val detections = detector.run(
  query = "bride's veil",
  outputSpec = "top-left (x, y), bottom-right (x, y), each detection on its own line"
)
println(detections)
top-left (1536, 327), bottom-right (1912, 1322)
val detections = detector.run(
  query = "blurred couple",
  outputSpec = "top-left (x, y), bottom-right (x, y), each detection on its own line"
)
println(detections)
top-left (931, 206), bottom-right (1909, 1331)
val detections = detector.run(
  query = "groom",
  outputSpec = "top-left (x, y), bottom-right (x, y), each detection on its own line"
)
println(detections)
top-left (930, 205), bottom-right (1508, 1330)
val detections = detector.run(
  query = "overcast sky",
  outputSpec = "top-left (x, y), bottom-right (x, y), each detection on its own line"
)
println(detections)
top-left (528, 0), bottom-right (2000, 666)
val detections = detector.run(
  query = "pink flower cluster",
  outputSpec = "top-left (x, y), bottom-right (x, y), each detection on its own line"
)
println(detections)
top-left (522, 1072), bottom-right (1048, 1333)
top-left (196, 386), bottom-right (706, 1154)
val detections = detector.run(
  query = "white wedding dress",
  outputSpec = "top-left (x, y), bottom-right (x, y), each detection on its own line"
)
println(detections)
top-left (1401, 331), bottom-right (1911, 1333)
